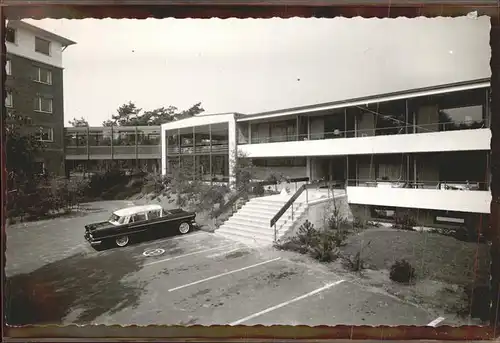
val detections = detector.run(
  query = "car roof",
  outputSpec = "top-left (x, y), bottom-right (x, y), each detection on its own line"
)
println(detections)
top-left (113, 204), bottom-right (163, 217)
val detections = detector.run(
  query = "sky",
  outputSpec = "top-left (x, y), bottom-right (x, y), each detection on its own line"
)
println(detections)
top-left (24, 16), bottom-right (491, 126)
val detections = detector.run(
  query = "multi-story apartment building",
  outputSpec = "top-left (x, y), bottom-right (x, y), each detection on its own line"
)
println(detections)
top-left (6, 20), bottom-right (76, 175)
top-left (160, 78), bottom-right (491, 232)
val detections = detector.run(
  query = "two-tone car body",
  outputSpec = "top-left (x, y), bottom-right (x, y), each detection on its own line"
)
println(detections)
top-left (84, 204), bottom-right (197, 249)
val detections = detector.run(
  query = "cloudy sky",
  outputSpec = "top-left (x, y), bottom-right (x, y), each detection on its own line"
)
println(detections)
top-left (25, 16), bottom-right (491, 126)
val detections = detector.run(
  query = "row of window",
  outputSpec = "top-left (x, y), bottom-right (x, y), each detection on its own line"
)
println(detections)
top-left (6, 59), bottom-right (53, 85)
top-left (6, 27), bottom-right (52, 56)
top-left (5, 91), bottom-right (53, 113)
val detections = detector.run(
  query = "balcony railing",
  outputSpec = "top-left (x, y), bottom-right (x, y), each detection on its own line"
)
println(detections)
top-left (65, 145), bottom-right (161, 158)
top-left (346, 179), bottom-right (489, 191)
top-left (240, 120), bottom-right (487, 145)
top-left (167, 144), bottom-right (229, 155)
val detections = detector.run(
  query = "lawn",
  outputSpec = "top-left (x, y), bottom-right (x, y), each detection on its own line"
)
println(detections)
top-left (338, 227), bottom-right (490, 322)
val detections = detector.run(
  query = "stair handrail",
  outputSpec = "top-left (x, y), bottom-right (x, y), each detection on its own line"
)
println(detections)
top-left (270, 183), bottom-right (309, 242)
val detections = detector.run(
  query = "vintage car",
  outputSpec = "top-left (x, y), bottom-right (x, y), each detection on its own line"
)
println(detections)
top-left (84, 204), bottom-right (197, 248)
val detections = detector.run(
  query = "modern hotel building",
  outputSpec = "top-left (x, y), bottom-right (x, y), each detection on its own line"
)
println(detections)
top-left (159, 78), bottom-right (491, 231)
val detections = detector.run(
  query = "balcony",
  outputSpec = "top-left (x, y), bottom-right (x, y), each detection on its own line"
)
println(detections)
top-left (166, 144), bottom-right (229, 155)
top-left (238, 125), bottom-right (490, 158)
top-left (64, 126), bottom-right (161, 160)
top-left (65, 145), bottom-right (161, 160)
top-left (346, 179), bottom-right (491, 214)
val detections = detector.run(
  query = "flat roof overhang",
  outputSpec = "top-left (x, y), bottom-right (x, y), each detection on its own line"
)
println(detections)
top-left (237, 78), bottom-right (491, 123)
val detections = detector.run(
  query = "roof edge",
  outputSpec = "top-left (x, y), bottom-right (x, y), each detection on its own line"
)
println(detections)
top-left (243, 77), bottom-right (491, 119)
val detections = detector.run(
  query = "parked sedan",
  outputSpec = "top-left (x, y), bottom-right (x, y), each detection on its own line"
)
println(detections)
top-left (84, 204), bottom-right (197, 248)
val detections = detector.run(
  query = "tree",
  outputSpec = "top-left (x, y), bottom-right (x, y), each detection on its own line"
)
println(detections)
top-left (6, 110), bottom-right (45, 190)
top-left (68, 117), bottom-right (89, 127)
top-left (101, 101), bottom-right (205, 127)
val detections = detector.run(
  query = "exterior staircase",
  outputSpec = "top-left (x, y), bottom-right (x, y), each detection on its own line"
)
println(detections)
top-left (215, 195), bottom-right (308, 247)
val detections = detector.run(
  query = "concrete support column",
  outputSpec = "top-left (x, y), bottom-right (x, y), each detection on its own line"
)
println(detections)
top-left (228, 118), bottom-right (237, 187)
top-left (161, 126), bottom-right (167, 175)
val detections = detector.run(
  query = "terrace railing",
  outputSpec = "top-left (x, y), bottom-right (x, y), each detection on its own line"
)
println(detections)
top-left (238, 120), bottom-right (487, 145)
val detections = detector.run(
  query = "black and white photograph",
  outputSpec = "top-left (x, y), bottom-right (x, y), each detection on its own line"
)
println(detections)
top-left (4, 15), bottom-right (493, 328)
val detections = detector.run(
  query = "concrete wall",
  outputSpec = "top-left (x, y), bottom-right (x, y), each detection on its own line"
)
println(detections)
top-left (282, 194), bottom-right (353, 240)
top-left (346, 186), bottom-right (491, 214)
top-left (239, 128), bottom-right (490, 158)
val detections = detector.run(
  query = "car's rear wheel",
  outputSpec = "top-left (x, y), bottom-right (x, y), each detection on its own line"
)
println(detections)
top-left (178, 222), bottom-right (190, 235)
top-left (116, 235), bottom-right (130, 247)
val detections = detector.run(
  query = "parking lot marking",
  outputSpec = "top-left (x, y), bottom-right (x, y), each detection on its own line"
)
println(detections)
top-left (144, 244), bottom-right (234, 266)
top-left (427, 316), bottom-right (445, 327)
top-left (229, 279), bottom-right (346, 325)
top-left (168, 257), bottom-right (282, 292)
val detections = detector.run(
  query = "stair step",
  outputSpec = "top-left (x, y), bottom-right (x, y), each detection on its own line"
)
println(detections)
top-left (233, 209), bottom-right (307, 225)
top-left (216, 225), bottom-right (274, 243)
top-left (225, 218), bottom-right (295, 232)
top-left (243, 202), bottom-right (305, 213)
top-left (215, 231), bottom-right (271, 247)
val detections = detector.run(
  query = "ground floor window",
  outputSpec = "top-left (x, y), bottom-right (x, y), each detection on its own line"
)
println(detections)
top-left (370, 206), bottom-right (396, 220)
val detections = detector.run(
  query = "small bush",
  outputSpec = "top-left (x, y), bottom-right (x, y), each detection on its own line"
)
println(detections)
top-left (276, 220), bottom-right (341, 263)
top-left (309, 230), bottom-right (341, 262)
top-left (252, 183), bottom-right (265, 197)
top-left (392, 214), bottom-right (417, 231)
top-left (342, 241), bottom-right (371, 272)
top-left (389, 259), bottom-right (415, 284)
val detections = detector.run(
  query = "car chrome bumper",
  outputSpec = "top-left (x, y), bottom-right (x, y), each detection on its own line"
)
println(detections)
top-left (84, 233), bottom-right (102, 246)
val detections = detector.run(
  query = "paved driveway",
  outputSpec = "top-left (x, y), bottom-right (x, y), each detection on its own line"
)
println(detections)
top-left (5, 201), bottom-right (443, 327)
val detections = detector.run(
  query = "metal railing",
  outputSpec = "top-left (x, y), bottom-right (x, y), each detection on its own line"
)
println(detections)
top-left (238, 119), bottom-right (487, 145)
top-left (346, 179), bottom-right (489, 191)
top-left (270, 182), bottom-right (311, 242)
top-left (167, 144), bottom-right (229, 155)
top-left (65, 145), bottom-right (161, 158)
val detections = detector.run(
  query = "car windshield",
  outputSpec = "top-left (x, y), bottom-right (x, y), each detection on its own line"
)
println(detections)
top-left (109, 213), bottom-right (124, 224)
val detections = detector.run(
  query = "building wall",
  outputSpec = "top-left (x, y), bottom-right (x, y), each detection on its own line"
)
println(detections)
top-left (6, 25), bottom-right (64, 68)
top-left (6, 52), bottom-right (65, 175)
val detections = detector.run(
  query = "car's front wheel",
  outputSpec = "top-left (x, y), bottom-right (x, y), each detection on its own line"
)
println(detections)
top-left (178, 222), bottom-right (191, 235)
top-left (115, 235), bottom-right (130, 247)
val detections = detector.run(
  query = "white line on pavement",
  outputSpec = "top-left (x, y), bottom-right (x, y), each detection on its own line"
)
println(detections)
top-left (230, 279), bottom-right (346, 325)
top-left (144, 244), bottom-right (234, 266)
top-left (427, 316), bottom-right (446, 327)
top-left (168, 257), bottom-right (282, 292)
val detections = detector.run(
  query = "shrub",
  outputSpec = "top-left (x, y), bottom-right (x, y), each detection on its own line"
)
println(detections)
top-left (389, 259), bottom-right (415, 283)
top-left (393, 214), bottom-right (417, 231)
top-left (309, 230), bottom-right (341, 262)
top-left (252, 183), bottom-right (265, 197)
top-left (86, 169), bottom-right (128, 198)
top-left (276, 220), bottom-right (341, 263)
top-left (342, 241), bottom-right (371, 272)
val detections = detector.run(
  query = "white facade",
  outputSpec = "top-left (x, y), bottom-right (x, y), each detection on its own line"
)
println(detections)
top-left (6, 20), bottom-right (76, 68)
top-left (239, 128), bottom-right (490, 158)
